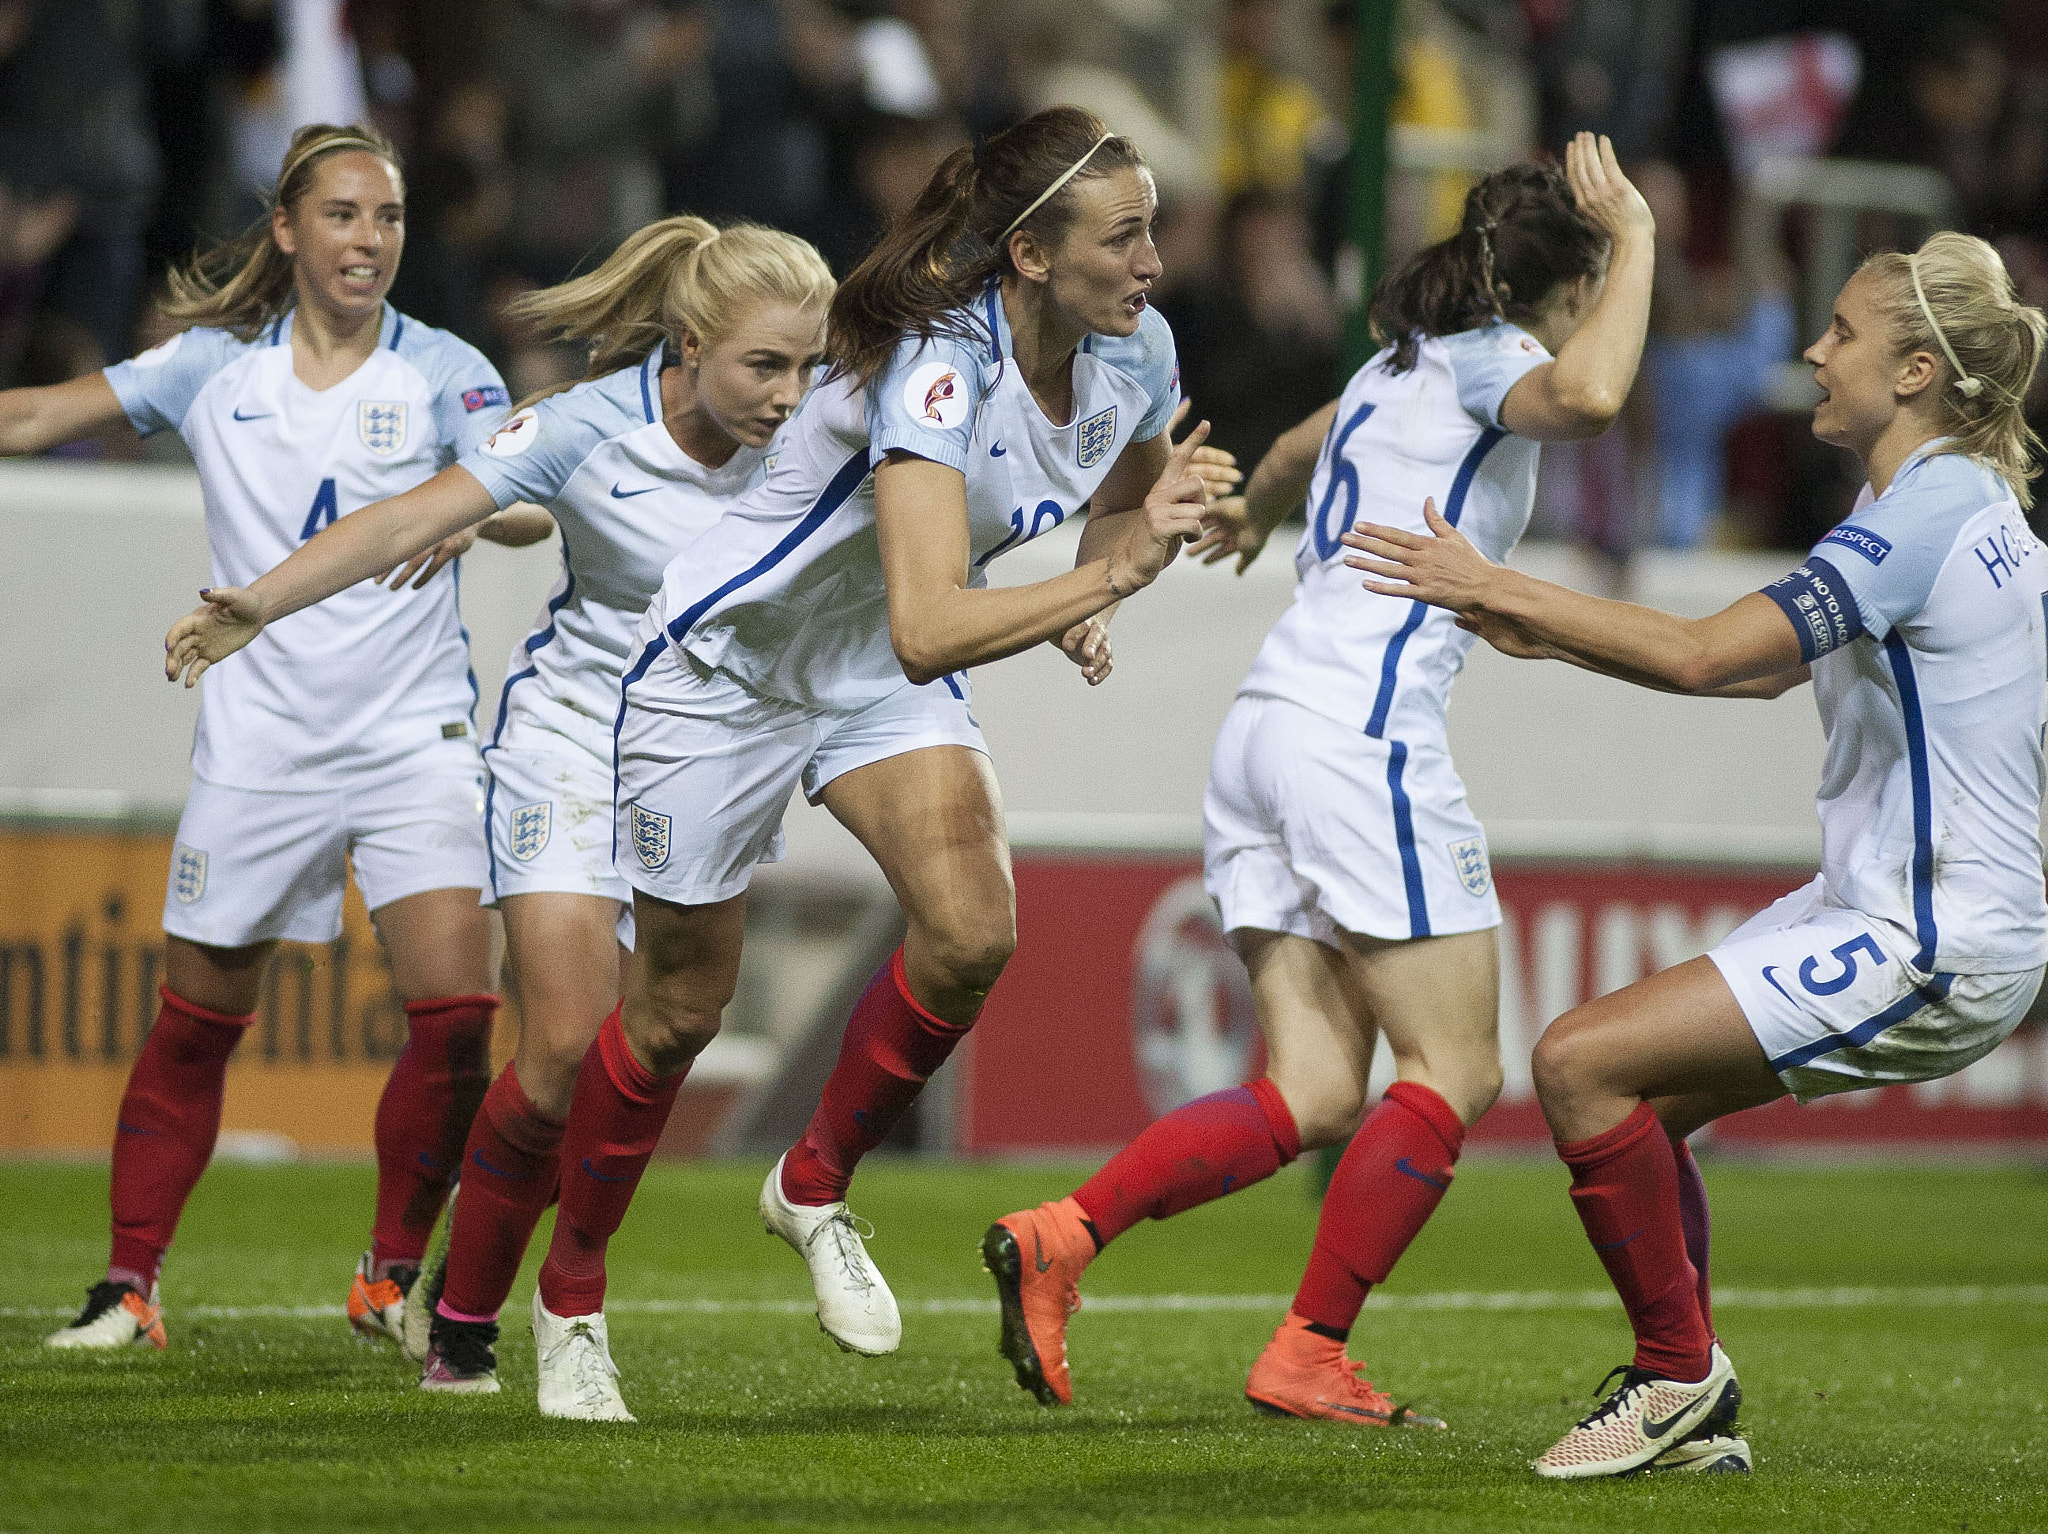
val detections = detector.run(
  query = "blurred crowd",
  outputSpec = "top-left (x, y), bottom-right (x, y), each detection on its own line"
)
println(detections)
top-left (0, 0), bottom-right (2042, 549)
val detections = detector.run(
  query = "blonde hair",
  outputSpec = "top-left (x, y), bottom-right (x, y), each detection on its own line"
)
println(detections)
top-left (160, 123), bottom-right (402, 342)
top-left (1859, 232), bottom-right (2047, 508)
top-left (507, 215), bottom-right (835, 407)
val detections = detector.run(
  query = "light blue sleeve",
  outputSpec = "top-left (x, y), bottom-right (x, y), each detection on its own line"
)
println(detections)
top-left (866, 330), bottom-right (991, 474)
top-left (455, 367), bottom-right (641, 510)
top-left (1440, 322), bottom-right (1551, 429)
top-left (399, 322), bottom-right (514, 464)
top-left (1807, 455), bottom-right (1991, 641)
top-left (101, 328), bottom-right (243, 436)
top-left (1094, 303), bottom-right (1181, 442)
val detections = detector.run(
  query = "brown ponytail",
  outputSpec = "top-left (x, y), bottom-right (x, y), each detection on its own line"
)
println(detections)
top-left (827, 105), bottom-right (1146, 388)
top-left (160, 123), bottom-right (402, 342)
top-left (1369, 161), bottom-right (1608, 373)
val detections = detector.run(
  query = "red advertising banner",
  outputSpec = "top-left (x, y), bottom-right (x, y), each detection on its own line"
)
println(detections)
top-left (961, 854), bottom-right (2048, 1152)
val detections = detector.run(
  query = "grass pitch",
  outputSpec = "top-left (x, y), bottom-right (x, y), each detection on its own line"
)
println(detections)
top-left (5, 1155), bottom-right (2045, 1533)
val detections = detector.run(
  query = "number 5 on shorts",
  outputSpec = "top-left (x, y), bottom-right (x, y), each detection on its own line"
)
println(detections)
top-left (1798, 933), bottom-right (1887, 996)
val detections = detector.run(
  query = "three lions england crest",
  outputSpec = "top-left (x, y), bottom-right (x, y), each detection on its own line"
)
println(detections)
top-left (1076, 405), bottom-right (1116, 469)
top-left (1447, 836), bottom-right (1492, 898)
top-left (509, 802), bottom-right (552, 862)
top-left (629, 802), bottom-right (671, 870)
top-left (358, 400), bottom-right (407, 455)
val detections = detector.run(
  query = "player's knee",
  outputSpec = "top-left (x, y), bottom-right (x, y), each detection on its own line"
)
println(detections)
top-left (1531, 1018), bottom-right (1592, 1107)
top-left (1280, 1079), bottom-right (1366, 1149)
top-left (628, 1001), bottom-right (722, 1076)
top-left (925, 920), bottom-right (1015, 1000)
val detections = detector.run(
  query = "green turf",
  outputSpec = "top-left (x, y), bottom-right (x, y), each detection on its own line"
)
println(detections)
top-left (4, 1156), bottom-right (2045, 1532)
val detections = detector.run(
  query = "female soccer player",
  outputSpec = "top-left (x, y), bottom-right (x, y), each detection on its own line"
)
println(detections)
top-left (168, 214), bottom-right (838, 1408)
top-left (16, 124), bottom-right (547, 1352)
top-left (1343, 230), bottom-right (2045, 1478)
top-left (985, 134), bottom-right (1653, 1423)
top-left (432, 103), bottom-right (1202, 1421)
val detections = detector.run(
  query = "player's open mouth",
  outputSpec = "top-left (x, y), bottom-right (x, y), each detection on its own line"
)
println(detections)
top-left (1122, 290), bottom-right (1149, 316)
top-left (340, 265), bottom-right (379, 285)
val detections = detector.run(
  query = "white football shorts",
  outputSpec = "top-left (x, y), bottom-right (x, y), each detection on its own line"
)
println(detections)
top-left (1203, 692), bottom-right (1500, 946)
top-left (614, 636), bottom-right (987, 906)
top-left (163, 739), bottom-right (489, 948)
top-left (483, 709), bottom-right (633, 907)
top-left (1708, 875), bottom-right (2044, 1103)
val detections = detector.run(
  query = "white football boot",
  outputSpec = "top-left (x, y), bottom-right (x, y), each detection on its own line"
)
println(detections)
top-left (1647, 1360), bottom-right (1751, 1474)
top-left (532, 1290), bottom-right (635, 1422)
top-left (1533, 1344), bottom-right (1738, 1479)
top-left (44, 1281), bottom-right (166, 1350)
top-left (759, 1153), bottom-right (901, 1356)
top-left (403, 1183), bottom-right (457, 1365)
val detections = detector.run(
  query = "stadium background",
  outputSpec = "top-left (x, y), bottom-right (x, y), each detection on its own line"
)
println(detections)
top-left (2, 0), bottom-right (2046, 1163)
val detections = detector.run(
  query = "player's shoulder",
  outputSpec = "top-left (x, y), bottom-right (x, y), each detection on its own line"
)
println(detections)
top-left (118, 324), bottom-right (252, 379)
top-left (387, 309), bottom-right (503, 392)
top-left (530, 359), bottom-right (656, 438)
top-left (1824, 448), bottom-right (2014, 571)
top-left (1435, 319), bottom-right (1550, 372)
top-left (1084, 302), bottom-right (1176, 394)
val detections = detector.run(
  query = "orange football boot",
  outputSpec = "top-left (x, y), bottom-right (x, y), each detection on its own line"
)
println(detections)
top-left (1244, 1311), bottom-right (1447, 1427)
top-left (981, 1197), bottom-right (1095, 1405)
top-left (346, 1250), bottom-right (410, 1345)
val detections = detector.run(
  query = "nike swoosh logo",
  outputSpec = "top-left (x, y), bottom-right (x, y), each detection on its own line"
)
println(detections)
top-left (231, 406), bottom-right (273, 421)
top-left (1315, 1399), bottom-right (1391, 1420)
top-left (1761, 965), bottom-right (1798, 1004)
top-left (1593, 1228), bottom-right (1644, 1251)
top-left (1642, 1396), bottom-right (1702, 1439)
top-left (610, 482), bottom-right (658, 498)
top-left (416, 1151), bottom-right (451, 1172)
top-left (582, 1156), bottom-right (633, 1184)
top-left (1033, 1229), bottom-right (1053, 1273)
top-left (116, 1120), bottom-right (160, 1135)
top-left (990, 441), bottom-right (1006, 457)
top-left (471, 1149), bottom-right (531, 1180)
top-left (1394, 1157), bottom-right (1452, 1191)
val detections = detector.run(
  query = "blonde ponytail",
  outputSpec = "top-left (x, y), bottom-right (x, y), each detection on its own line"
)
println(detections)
top-left (507, 215), bottom-right (835, 407)
top-left (159, 123), bottom-right (401, 342)
top-left (1861, 232), bottom-right (2047, 508)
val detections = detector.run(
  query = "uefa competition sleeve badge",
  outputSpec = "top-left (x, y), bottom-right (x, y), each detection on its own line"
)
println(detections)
top-left (1076, 405), bottom-right (1116, 469)
top-left (509, 802), bottom-right (552, 862)
top-left (358, 400), bottom-right (408, 455)
top-left (903, 361), bottom-right (970, 431)
top-left (1447, 836), bottom-right (1492, 898)
top-left (629, 802), bottom-right (671, 870)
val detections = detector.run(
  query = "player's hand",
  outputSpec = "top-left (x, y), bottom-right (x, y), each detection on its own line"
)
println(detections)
top-left (165, 586), bottom-right (267, 688)
top-left (1565, 131), bottom-right (1654, 246)
top-left (1455, 608), bottom-right (1561, 661)
top-left (1341, 496), bottom-right (1499, 612)
top-left (382, 525), bottom-right (478, 590)
top-left (1111, 400), bottom-right (1211, 593)
top-left (1058, 614), bottom-right (1114, 686)
top-left (1187, 493), bottom-right (1271, 574)
top-left (1189, 444), bottom-right (1240, 503)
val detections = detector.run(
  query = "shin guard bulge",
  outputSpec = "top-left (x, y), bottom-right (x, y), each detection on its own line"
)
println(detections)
top-left (438, 1062), bottom-right (567, 1321)
top-left (780, 949), bottom-right (970, 1206)
top-left (108, 987), bottom-right (252, 1288)
top-left (537, 1007), bottom-right (684, 1317)
top-left (1558, 1101), bottom-right (1713, 1382)
top-left (1072, 1077), bottom-right (1302, 1246)
top-left (370, 994), bottom-right (498, 1275)
top-left (1292, 1080), bottom-right (1466, 1336)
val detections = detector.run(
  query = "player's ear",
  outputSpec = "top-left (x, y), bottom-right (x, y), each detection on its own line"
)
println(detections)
top-left (1895, 348), bottom-right (1939, 403)
top-left (271, 201), bottom-right (297, 258)
top-left (1008, 228), bottom-right (1053, 287)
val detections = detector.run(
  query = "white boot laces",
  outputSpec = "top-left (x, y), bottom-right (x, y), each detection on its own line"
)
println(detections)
top-left (545, 1317), bottom-right (619, 1404)
top-left (811, 1208), bottom-right (878, 1298)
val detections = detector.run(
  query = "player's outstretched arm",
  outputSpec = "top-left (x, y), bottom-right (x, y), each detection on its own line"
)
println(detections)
top-left (378, 503), bottom-right (557, 590)
top-left (1188, 399), bottom-right (1339, 574)
top-left (0, 374), bottom-right (131, 456)
top-left (1342, 495), bottom-right (1806, 694)
top-left (1495, 133), bottom-right (1656, 443)
top-left (875, 405), bottom-right (1210, 685)
top-left (164, 464), bottom-right (499, 686)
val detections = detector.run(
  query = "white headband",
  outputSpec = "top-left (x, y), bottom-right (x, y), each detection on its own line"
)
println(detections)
top-left (1908, 253), bottom-right (1985, 400)
top-left (999, 133), bottom-right (1115, 245)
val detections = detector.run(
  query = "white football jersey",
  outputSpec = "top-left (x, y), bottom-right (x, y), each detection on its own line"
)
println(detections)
top-left (1237, 323), bottom-right (1551, 740)
top-left (457, 351), bottom-right (768, 756)
top-left (106, 305), bottom-right (508, 789)
top-left (1759, 443), bottom-right (2048, 975)
top-left (639, 283), bottom-right (1180, 710)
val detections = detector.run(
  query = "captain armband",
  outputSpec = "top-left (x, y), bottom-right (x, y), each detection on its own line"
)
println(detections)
top-left (1759, 555), bottom-right (1864, 662)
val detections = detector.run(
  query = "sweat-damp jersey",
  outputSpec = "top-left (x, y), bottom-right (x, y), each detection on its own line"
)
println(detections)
top-left (457, 350), bottom-right (768, 757)
top-left (106, 304), bottom-right (507, 789)
top-left (1760, 443), bottom-right (2048, 975)
top-left (638, 283), bottom-right (1180, 711)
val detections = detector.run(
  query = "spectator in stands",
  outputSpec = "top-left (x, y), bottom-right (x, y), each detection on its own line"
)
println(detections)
top-left (1218, 0), bottom-right (1337, 198)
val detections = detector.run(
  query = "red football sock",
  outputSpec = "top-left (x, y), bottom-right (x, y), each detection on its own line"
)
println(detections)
top-left (1071, 1076), bottom-right (1301, 1246)
top-left (107, 986), bottom-right (251, 1289)
top-left (1292, 1080), bottom-right (1466, 1335)
top-left (1558, 1101), bottom-right (1713, 1382)
top-left (1671, 1134), bottom-right (1715, 1342)
top-left (369, 993), bottom-right (497, 1276)
top-left (438, 1062), bottom-right (567, 1321)
top-left (536, 1007), bottom-right (684, 1317)
top-left (779, 949), bottom-right (970, 1206)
